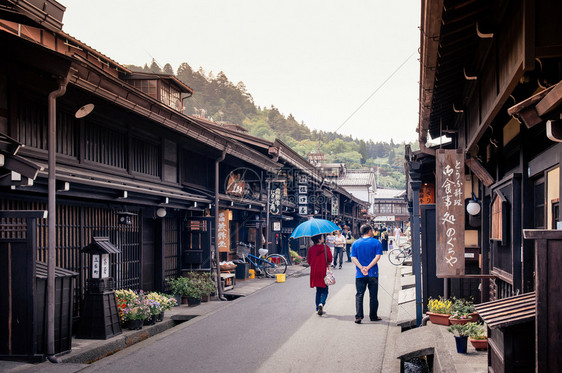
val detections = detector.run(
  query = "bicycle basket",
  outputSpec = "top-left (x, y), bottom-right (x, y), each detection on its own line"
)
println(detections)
top-left (236, 244), bottom-right (251, 258)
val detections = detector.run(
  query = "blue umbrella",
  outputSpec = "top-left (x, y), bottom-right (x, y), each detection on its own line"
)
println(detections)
top-left (290, 218), bottom-right (341, 239)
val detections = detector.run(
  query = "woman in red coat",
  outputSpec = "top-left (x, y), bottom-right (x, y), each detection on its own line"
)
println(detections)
top-left (307, 234), bottom-right (332, 316)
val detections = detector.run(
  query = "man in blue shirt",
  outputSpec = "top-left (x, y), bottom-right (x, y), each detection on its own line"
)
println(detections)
top-left (350, 224), bottom-right (383, 324)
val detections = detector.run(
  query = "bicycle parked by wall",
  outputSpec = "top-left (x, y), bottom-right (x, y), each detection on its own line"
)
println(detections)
top-left (388, 244), bottom-right (412, 266)
top-left (236, 242), bottom-right (288, 277)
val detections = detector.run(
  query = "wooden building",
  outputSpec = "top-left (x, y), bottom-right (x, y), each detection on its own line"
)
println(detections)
top-left (188, 117), bottom-right (369, 255)
top-left (409, 0), bottom-right (562, 371)
top-left (0, 0), bottom-right (374, 361)
top-left (0, 0), bottom-right (280, 351)
top-left (372, 188), bottom-right (408, 228)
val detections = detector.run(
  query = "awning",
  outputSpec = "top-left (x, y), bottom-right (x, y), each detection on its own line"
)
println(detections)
top-left (374, 216), bottom-right (395, 222)
top-left (0, 133), bottom-right (43, 186)
top-left (34, 162), bottom-right (211, 204)
top-left (474, 292), bottom-right (536, 329)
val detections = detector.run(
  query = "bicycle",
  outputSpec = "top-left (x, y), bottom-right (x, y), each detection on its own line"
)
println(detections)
top-left (388, 244), bottom-right (412, 266)
top-left (236, 242), bottom-right (288, 277)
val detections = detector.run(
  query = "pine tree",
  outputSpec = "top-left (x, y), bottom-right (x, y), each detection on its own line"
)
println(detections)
top-left (163, 63), bottom-right (174, 75)
top-left (149, 59), bottom-right (161, 73)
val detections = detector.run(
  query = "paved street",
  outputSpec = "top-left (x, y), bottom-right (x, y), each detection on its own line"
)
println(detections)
top-left (69, 257), bottom-right (399, 373)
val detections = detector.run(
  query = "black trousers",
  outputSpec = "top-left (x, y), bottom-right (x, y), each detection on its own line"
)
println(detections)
top-left (355, 276), bottom-right (379, 320)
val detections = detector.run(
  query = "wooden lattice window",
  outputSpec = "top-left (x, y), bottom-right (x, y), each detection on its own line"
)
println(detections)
top-left (84, 122), bottom-right (127, 169)
top-left (131, 136), bottom-right (161, 177)
top-left (16, 97), bottom-right (77, 157)
top-left (491, 191), bottom-right (508, 245)
top-left (131, 79), bottom-right (157, 99)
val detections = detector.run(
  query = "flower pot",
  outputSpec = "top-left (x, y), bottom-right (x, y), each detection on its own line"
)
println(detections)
top-left (469, 337), bottom-right (488, 351)
top-left (449, 317), bottom-right (471, 325)
top-left (187, 297), bottom-right (201, 307)
top-left (427, 312), bottom-right (451, 326)
top-left (156, 312), bottom-right (164, 322)
top-left (174, 294), bottom-right (182, 306)
top-left (201, 293), bottom-right (210, 302)
top-left (143, 315), bottom-right (156, 325)
top-left (454, 336), bottom-right (468, 353)
top-left (127, 319), bottom-right (143, 330)
top-left (468, 312), bottom-right (479, 322)
top-left (181, 295), bottom-right (188, 304)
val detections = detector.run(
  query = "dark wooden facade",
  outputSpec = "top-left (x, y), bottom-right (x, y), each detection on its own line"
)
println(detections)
top-left (0, 1), bottom-right (373, 361)
top-left (410, 0), bottom-right (562, 371)
top-left (0, 3), bottom-right (279, 323)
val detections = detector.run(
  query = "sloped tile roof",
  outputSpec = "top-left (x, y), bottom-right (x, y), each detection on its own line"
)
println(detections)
top-left (337, 169), bottom-right (374, 186)
top-left (374, 188), bottom-right (406, 199)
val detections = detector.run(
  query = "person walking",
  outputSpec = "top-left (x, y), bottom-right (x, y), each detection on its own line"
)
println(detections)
top-left (393, 226), bottom-right (402, 247)
top-left (344, 226), bottom-right (353, 262)
top-left (381, 227), bottom-right (388, 252)
top-left (333, 230), bottom-right (346, 269)
top-left (325, 231), bottom-right (336, 257)
top-left (351, 224), bottom-right (383, 324)
top-left (307, 234), bottom-right (333, 316)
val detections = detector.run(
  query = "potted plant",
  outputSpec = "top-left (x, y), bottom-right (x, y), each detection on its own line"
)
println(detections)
top-left (449, 311), bottom-right (472, 325)
top-left (198, 272), bottom-right (216, 302)
top-left (115, 288), bottom-right (140, 326)
top-left (166, 277), bottom-right (185, 305)
top-left (119, 293), bottom-right (151, 330)
top-left (146, 292), bottom-right (175, 322)
top-left (183, 276), bottom-right (203, 306)
top-left (427, 297), bottom-right (452, 325)
top-left (289, 249), bottom-right (303, 265)
top-left (450, 297), bottom-right (478, 323)
top-left (467, 322), bottom-right (488, 351)
top-left (447, 323), bottom-right (471, 353)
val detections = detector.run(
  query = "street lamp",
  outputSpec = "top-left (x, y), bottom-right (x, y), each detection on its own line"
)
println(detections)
top-left (467, 193), bottom-right (481, 216)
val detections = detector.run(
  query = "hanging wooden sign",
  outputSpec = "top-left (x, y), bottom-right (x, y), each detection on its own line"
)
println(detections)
top-left (419, 183), bottom-right (435, 204)
top-left (217, 209), bottom-right (231, 253)
top-left (435, 149), bottom-right (465, 277)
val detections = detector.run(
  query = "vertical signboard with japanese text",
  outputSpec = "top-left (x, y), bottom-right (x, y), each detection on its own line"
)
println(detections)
top-left (269, 183), bottom-right (282, 215)
top-left (298, 174), bottom-right (308, 215)
top-left (331, 195), bottom-right (339, 216)
top-left (436, 149), bottom-right (465, 277)
top-left (217, 209), bottom-right (230, 253)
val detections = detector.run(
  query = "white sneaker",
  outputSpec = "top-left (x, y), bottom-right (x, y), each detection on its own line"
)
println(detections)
top-left (317, 304), bottom-right (324, 316)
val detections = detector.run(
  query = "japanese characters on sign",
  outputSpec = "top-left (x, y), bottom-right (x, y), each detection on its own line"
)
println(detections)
top-left (298, 173), bottom-right (309, 216)
top-left (419, 183), bottom-right (435, 204)
top-left (217, 209), bottom-right (231, 253)
top-left (92, 254), bottom-right (100, 279)
top-left (435, 149), bottom-right (465, 277)
top-left (101, 253), bottom-right (110, 278)
top-left (331, 196), bottom-right (339, 216)
top-left (269, 183), bottom-right (282, 215)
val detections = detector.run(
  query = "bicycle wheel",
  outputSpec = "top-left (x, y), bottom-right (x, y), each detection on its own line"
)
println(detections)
top-left (388, 248), bottom-right (405, 266)
top-left (263, 254), bottom-right (288, 277)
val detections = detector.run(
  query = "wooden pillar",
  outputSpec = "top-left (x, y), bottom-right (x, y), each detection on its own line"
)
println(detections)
top-left (523, 229), bottom-right (562, 373)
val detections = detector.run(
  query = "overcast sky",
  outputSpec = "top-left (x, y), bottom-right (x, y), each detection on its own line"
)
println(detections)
top-left (61, 0), bottom-right (421, 144)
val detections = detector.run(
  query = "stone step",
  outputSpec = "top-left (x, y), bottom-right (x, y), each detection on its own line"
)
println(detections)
top-left (401, 275), bottom-right (415, 289)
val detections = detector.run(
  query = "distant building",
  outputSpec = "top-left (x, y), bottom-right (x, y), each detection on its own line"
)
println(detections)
top-left (372, 188), bottom-right (408, 227)
top-left (335, 168), bottom-right (376, 214)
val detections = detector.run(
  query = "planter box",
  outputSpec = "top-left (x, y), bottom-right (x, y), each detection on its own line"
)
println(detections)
top-left (469, 337), bottom-right (488, 351)
top-left (427, 312), bottom-right (451, 326)
top-left (449, 317), bottom-right (471, 325)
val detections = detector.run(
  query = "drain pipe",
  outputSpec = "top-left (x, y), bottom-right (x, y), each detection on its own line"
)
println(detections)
top-left (421, 315), bottom-right (430, 326)
top-left (47, 71), bottom-right (71, 360)
top-left (215, 148), bottom-right (227, 301)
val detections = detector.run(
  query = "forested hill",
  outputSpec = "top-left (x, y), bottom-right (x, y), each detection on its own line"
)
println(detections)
top-left (126, 60), bottom-right (418, 189)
